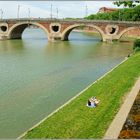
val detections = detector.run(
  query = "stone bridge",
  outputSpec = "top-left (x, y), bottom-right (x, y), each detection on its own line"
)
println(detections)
top-left (0, 18), bottom-right (140, 42)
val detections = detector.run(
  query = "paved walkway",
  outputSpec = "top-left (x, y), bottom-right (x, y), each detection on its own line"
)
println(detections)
top-left (104, 77), bottom-right (140, 139)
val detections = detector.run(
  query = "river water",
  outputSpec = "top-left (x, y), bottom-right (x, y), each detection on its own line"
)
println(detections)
top-left (0, 28), bottom-right (133, 138)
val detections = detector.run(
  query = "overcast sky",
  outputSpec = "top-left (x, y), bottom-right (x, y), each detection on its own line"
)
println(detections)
top-left (0, 1), bottom-right (120, 19)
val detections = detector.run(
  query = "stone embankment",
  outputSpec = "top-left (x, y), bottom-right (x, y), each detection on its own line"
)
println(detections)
top-left (119, 90), bottom-right (140, 139)
top-left (104, 77), bottom-right (140, 139)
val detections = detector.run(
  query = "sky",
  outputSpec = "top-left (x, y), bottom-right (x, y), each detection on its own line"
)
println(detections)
top-left (0, 1), bottom-right (120, 19)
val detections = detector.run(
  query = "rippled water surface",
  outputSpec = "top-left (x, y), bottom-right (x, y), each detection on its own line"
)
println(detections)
top-left (0, 28), bottom-right (133, 138)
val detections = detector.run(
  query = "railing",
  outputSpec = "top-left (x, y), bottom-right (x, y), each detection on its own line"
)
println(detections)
top-left (0, 18), bottom-right (140, 25)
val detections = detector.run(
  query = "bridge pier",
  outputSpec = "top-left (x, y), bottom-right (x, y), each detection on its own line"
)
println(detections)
top-left (0, 34), bottom-right (22, 40)
top-left (48, 35), bottom-right (63, 41)
top-left (0, 35), bottom-right (9, 40)
top-left (102, 35), bottom-right (120, 42)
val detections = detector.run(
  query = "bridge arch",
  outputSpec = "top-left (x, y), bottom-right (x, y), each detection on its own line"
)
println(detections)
top-left (118, 26), bottom-right (140, 40)
top-left (8, 22), bottom-right (49, 40)
top-left (61, 24), bottom-right (105, 41)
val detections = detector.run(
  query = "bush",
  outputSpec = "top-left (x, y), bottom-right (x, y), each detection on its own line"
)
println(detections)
top-left (133, 39), bottom-right (140, 51)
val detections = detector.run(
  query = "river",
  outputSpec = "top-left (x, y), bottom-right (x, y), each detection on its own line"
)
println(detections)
top-left (0, 28), bottom-right (133, 138)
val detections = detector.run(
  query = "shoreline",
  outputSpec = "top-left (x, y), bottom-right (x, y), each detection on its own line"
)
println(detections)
top-left (17, 57), bottom-right (129, 139)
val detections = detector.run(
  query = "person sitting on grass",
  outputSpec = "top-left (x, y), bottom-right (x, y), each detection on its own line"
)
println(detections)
top-left (91, 96), bottom-right (100, 106)
top-left (87, 99), bottom-right (96, 108)
top-left (87, 97), bottom-right (100, 108)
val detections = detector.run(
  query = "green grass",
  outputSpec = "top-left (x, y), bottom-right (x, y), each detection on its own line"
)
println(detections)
top-left (24, 52), bottom-right (140, 139)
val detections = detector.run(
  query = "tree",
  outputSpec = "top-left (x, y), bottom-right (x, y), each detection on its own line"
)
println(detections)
top-left (85, 5), bottom-right (140, 21)
top-left (133, 39), bottom-right (140, 52)
top-left (114, 0), bottom-right (140, 8)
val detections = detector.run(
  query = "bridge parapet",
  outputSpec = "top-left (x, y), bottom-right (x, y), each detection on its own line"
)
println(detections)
top-left (1, 18), bottom-right (140, 24)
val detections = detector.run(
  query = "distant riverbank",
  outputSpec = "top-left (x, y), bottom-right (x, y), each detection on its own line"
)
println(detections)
top-left (23, 51), bottom-right (140, 138)
top-left (73, 29), bottom-right (100, 35)
top-left (73, 29), bottom-right (140, 40)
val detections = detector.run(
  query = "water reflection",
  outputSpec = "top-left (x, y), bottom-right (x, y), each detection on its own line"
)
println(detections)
top-left (0, 40), bottom-right (25, 53)
top-left (45, 41), bottom-right (73, 56)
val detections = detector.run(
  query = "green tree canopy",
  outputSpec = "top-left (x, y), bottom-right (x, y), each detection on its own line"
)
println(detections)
top-left (85, 5), bottom-right (140, 21)
top-left (113, 0), bottom-right (140, 8)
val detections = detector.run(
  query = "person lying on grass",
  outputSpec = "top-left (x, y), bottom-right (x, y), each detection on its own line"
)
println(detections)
top-left (87, 96), bottom-right (100, 108)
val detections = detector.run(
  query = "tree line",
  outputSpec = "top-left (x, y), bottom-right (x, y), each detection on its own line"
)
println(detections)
top-left (85, 1), bottom-right (140, 21)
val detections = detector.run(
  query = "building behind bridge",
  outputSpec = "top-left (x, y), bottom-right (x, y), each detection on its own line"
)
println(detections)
top-left (98, 7), bottom-right (118, 13)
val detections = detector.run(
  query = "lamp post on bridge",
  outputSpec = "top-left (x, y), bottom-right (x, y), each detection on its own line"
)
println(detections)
top-left (28, 8), bottom-right (30, 19)
top-left (17, 5), bottom-right (20, 20)
top-left (56, 8), bottom-right (58, 19)
top-left (119, 9), bottom-right (120, 21)
top-left (27, 8), bottom-right (31, 28)
top-left (85, 5), bottom-right (88, 17)
top-left (50, 4), bottom-right (52, 19)
top-left (0, 9), bottom-right (3, 20)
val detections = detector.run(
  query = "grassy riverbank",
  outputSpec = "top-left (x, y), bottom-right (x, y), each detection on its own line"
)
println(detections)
top-left (24, 52), bottom-right (140, 138)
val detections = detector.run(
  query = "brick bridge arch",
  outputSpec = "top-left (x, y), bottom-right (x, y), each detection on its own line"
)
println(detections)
top-left (7, 22), bottom-right (49, 40)
top-left (118, 26), bottom-right (140, 39)
top-left (61, 24), bottom-right (105, 41)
